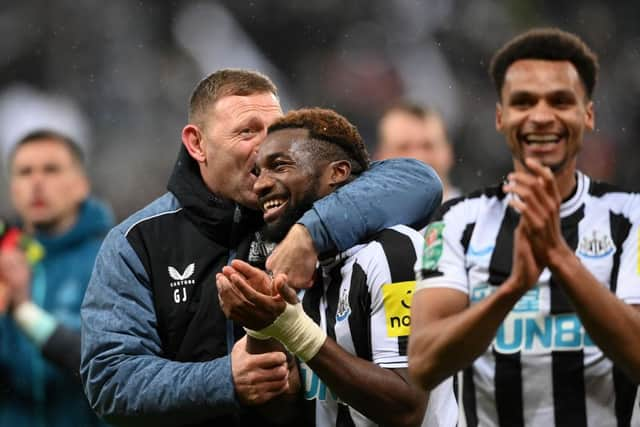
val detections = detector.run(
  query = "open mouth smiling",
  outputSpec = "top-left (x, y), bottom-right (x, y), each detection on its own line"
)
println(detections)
top-left (260, 197), bottom-right (288, 222)
top-left (521, 133), bottom-right (564, 144)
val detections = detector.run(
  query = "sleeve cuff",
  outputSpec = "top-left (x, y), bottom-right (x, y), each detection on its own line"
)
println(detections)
top-left (298, 208), bottom-right (335, 255)
top-left (12, 301), bottom-right (58, 347)
top-left (415, 279), bottom-right (469, 295)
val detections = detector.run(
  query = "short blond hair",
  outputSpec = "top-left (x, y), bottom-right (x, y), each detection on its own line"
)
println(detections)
top-left (188, 69), bottom-right (278, 126)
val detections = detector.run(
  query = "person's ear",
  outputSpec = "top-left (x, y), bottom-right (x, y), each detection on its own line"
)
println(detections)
top-left (329, 160), bottom-right (352, 187)
top-left (74, 171), bottom-right (90, 202)
top-left (584, 99), bottom-right (595, 131)
top-left (182, 124), bottom-right (206, 163)
top-left (495, 102), bottom-right (503, 132)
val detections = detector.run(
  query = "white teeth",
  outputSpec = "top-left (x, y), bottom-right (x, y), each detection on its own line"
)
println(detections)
top-left (524, 134), bottom-right (560, 143)
top-left (262, 199), bottom-right (285, 211)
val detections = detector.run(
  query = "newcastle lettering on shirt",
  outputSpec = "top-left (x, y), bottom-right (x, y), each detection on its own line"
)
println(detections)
top-left (417, 171), bottom-right (640, 427)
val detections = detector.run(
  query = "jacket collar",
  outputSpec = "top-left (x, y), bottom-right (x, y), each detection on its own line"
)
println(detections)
top-left (167, 145), bottom-right (263, 246)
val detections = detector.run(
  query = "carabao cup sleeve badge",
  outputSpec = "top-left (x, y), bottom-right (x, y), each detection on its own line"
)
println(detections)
top-left (421, 221), bottom-right (445, 270)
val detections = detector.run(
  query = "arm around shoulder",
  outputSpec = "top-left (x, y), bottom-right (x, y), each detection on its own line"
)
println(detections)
top-left (299, 158), bottom-right (443, 254)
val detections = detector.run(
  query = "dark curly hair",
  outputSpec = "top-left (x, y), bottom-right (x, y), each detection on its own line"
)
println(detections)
top-left (489, 28), bottom-right (599, 99)
top-left (268, 108), bottom-right (370, 175)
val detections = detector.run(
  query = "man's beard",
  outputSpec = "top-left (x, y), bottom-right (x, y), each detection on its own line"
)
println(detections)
top-left (262, 191), bottom-right (318, 243)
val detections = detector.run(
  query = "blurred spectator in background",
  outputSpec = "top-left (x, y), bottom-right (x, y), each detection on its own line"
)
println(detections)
top-left (1, 1), bottom-right (639, 221)
top-left (376, 103), bottom-right (462, 202)
top-left (0, 130), bottom-right (113, 426)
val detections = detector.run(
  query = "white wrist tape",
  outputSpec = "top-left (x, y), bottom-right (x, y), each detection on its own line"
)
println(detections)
top-left (245, 302), bottom-right (326, 362)
top-left (12, 301), bottom-right (57, 347)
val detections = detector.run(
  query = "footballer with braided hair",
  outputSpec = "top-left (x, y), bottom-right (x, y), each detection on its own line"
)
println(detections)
top-left (217, 107), bottom-right (457, 427)
top-left (256, 108), bottom-right (370, 241)
top-left (267, 107), bottom-right (370, 176)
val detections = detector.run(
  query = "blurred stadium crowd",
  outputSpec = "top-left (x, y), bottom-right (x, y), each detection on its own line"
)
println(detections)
top-left (1, 0), bottom-right (638, 220)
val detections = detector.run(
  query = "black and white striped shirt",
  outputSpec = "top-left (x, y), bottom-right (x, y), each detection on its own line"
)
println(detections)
top-left (300, 225), bottom-right (458, 427)
top-left (416, 171), bottom-right (640, 427)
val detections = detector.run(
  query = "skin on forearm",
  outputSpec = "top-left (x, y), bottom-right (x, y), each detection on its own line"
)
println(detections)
top-left (246, 336), bottom-right (302, 423)
top-left (547, 249), bottom-right (640, 381)
top-left (409, 282), bottom-right (525, 391)
top-left (246, 336), bottom-right (298, 388)
top-left (307, 338), bottom-right (427, 427)
top-left (246, 336), bottom-right (286, 355)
